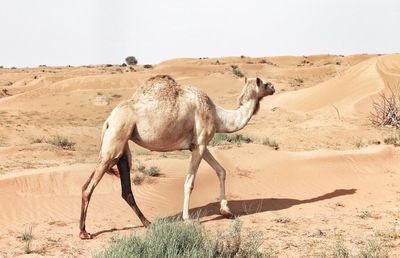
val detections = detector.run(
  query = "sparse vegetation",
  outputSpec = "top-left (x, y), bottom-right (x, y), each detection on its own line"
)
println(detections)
top-left (359, 237), bottom-right (389, 258)
top-left (30, 137), bottom-right (44, 144)
top-left (97, 218), bottom-right (266, 258)
top-left (125, 56), bottom-right (138, 66)
top-left (262, 137), bottom-right (279, 150)
top-left (294, 78), bottom-right (304, 84)
top-left (272, 216), bottom-right (290, 223)
top-left (46, 136), bottom-right (75, 150)
top-left (370, 86), bottom-right (400, 128)
top-left (111, 94), bottom-right (122, 99)
top-left (19, 225), bottom-right (33, 254)
top-left (143, 64), bottom-right (153, 69)
top-left (131, 172), bottom-right (144, 185)
top-left (137, 164), bottom-right (146, 173)
top-left (259, 59), bottom-right (276, 66)
top-left (143, 166), bottom-right (160, 177)
top-left (231, 65), bottom-right (244, 78)
top-left (355, 138), bottom-right (366, 148)
top-left (357, 209), bottom-right (374, 219)
top-left (209, 133), bottom-right (253, 146)
top-left (383, 135), bottom-right (400, 146)
top-left (330, 238), bottom-right (350, 258)
top-left (317, 236), bottom-right (390, 258)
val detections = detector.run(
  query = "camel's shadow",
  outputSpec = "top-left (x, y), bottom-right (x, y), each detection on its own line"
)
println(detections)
top-left (92, 188), bottom-right (356, 237)
top-left (169, 188), bottom-right (357, 222)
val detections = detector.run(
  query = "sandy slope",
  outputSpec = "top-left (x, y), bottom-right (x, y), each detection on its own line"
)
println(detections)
top-left (1, 144), bottom-right (399, 257)
top-left (1, 54), bottom-right (400, 257)
top-left (265, 54), bottom-right (400, 115)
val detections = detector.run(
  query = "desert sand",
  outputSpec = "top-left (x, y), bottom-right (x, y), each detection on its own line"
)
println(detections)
top-left (1, 54), bottom-right (400, 257)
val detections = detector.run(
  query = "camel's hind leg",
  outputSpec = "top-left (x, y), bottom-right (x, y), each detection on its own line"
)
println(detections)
top-left (203, 148), bottom-right (233, 218)
top-left (117, 144), bottom-right (150, 227)
top-left (79, 158), bottom-right (114, 239)
top-left (79, 103), bottom-right (135, 239)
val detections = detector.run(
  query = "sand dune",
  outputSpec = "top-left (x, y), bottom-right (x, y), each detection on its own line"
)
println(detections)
top-left (266, 54), bottom-right (400, 115)
top-left (0, 144), bottom-right (398, 227)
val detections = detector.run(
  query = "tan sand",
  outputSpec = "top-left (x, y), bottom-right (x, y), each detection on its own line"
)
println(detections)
top-left (0, 54), bottom-right (400, 257)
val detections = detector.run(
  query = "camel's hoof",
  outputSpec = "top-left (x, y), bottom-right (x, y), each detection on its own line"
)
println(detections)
top-left (142, 220), bottom-right (151, 228)
top-left (79, 231), bottom-right (92, 240)
top-left (220, 208), bottom-right (233, 218)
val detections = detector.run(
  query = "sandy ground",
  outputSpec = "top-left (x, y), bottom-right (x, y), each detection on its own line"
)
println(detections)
top-left (1, 54), bottom-right (400, 257)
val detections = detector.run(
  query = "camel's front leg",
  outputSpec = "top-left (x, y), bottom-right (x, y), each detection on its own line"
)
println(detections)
top-left (182, 144), bottom-right (205, 220)
top-left (203, 148), bottom-right (233, 218)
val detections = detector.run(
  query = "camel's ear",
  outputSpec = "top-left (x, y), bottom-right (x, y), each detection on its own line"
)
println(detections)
top-left (244, 77), bottom-right (248, 83)
top-left (256, 77), bottom-right (262, 87)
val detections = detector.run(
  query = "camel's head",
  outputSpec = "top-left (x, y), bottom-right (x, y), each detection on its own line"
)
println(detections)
top-left (238, 77), bottom-right (275, 115)
top-left (239, 77), bottom-right (275, 106)
top-left (255, 77), bottom-right (275, 98)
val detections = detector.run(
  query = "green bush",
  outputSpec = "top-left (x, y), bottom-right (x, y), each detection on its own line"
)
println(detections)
top-left (46, 135), bottom-right (75, 150)
top-left (143, 64), bottom-right (153, 69)
top-left (96, 218), bottom-right (266, 258)
top-left (209, 133), bottom-right (253, 146)
top-left (131, 173), bottom-right (144, 185)
top-left (144, 166), bottom-right (160, 177)
top-left (231, 65), bottom-right (244, 78)
top-left (262, 137), bottom-right (279, 150)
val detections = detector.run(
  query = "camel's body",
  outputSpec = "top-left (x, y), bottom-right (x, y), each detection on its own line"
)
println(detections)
top-left (79, 75), bottom-right (275, 239)
top-left (130, 77), bottom-right (215, 151)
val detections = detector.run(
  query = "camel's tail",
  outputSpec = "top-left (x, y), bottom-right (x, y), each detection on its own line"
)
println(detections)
top-left (99, 120), bottom-right (120, 178)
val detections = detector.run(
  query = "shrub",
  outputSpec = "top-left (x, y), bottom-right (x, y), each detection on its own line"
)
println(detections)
top-left (131, 173), bottom-right (144, 185)
top-left (294, 78), bottom-right (304, 84)
top-left (359, 238), bottom-right (388, 258)
top-left (383, 135), bottom-right (400, 146)
top-left (30, 137), bottom-right (44, 144)
top-left (137, 164), bottom-right (160, 177)
top-left (105, 64), bottom-right (113, 67)
top-left (96, 218), bottom-right (265, 258)
top-left (231, 65), bottom-right (244, 78)
top-left (121, 63), bottom-right (127, 67)
top-left (46, 136), bottom-right (75, 150)
top-left (19, 225), bottom-right (33, 254)
top-left (143, 64), bottom-right (153, 69)
top-left (330, 238), bottom-right (350, 258)
top-left (144, 166), bottom-right (160, 177)
top-left (370, 86), bottom-right (400, 128)
top-left (111, 94), bottom-right (122, 99)
top-left (262, 137), bottom-right (279, 150)
top-left (271, 216), bottom-right (290, 223)
top-left (125, 56), bottom-right (138, 66)
top-left (209, 133), bottom-right (253, 146)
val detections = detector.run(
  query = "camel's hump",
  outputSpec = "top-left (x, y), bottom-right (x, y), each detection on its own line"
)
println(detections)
top-left (146, 75), bottom-right (177, 85)
top-left (134, 75), bottom-right (182, 101)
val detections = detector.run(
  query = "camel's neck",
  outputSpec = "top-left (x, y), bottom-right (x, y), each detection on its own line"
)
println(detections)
top-left (215, 98), bottom-right (259, 133)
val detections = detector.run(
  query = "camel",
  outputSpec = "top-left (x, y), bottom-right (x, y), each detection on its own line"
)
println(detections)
top-left (79, 75), bottom-right (275, 239)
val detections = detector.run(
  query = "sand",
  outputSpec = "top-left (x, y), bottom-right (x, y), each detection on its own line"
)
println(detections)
top-left (1, 54), bottom-right (400, 257)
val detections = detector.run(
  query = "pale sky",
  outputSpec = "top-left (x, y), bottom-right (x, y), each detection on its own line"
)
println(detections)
top-left (1, 0), bottom-right (399, 67)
